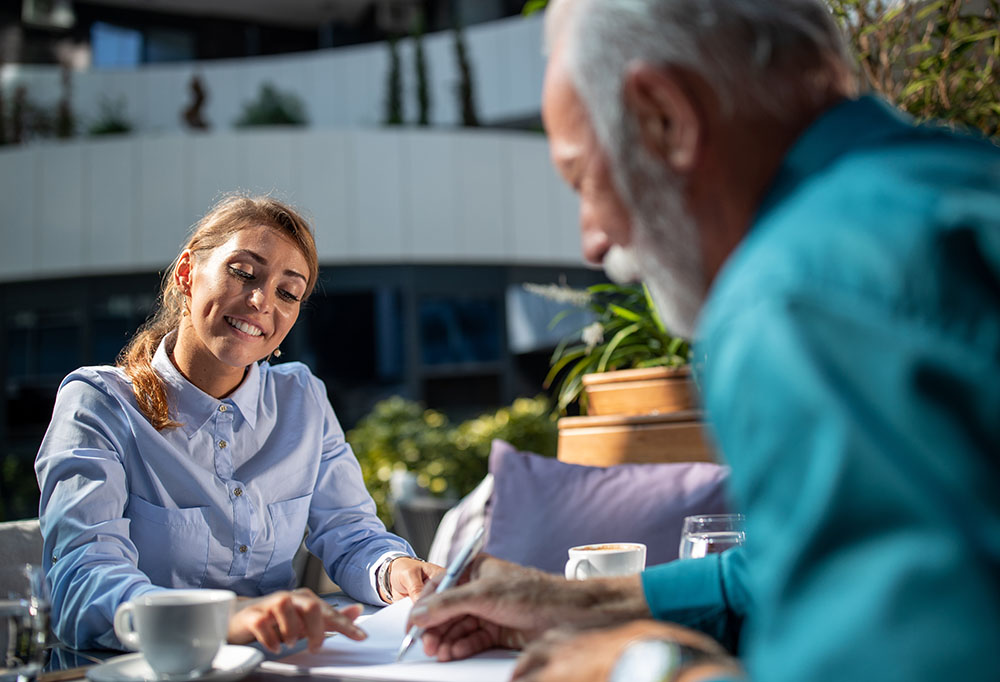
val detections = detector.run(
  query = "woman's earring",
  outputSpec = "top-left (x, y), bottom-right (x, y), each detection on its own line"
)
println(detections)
top-left (272, 348), bottom-right (282, 358)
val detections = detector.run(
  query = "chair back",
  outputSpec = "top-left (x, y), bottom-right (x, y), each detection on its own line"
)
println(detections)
top-left (0, 518), bottom-right (43, 596)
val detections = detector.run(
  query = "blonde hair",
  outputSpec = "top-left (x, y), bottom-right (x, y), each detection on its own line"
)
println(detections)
top-left (118, 194), bottom-right (319, 430)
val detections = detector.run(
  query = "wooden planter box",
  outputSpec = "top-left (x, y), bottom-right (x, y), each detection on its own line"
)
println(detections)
top-left (557, 410), bottom-right (716, 467)
top-left (582, 366), bottom-right (695, 417)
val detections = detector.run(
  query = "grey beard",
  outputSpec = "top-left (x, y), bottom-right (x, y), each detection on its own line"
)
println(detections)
top-left (602, 187), bottom-right (705, 340)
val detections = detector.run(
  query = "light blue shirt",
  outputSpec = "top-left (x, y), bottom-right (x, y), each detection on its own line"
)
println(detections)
top-left (35, 335), bottom-right (413, 649)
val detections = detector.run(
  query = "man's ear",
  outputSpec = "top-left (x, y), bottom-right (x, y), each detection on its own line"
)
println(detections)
top-left (623, 62), bottom-right (702, 173)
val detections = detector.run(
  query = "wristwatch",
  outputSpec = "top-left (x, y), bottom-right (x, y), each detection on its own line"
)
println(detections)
top-left (377, 556), bottom-right (401, 603)
top-left (609, 638), bottom-right (716, 682)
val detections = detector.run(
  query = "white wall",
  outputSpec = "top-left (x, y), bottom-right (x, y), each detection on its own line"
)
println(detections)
top-left (0, 14), bottom-right (545, 134)
top-left (0, 127), bottom-right (584, 282)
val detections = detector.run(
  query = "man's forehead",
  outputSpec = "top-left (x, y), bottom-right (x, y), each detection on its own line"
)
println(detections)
top-left (543, 57), bottom-right (596, 165)
top-left (544, 39), bottom-right (589, 126)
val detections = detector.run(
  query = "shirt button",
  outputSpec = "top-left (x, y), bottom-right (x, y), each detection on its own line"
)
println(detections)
top-left (218, 404), bottom-right (228, 413)
top-left (233, 487), bottom-right (243, 497)
top-left (239, 545), bottom-right (248, 553)
top-left (52, 555), bottom-right (58, 563)
top-left (218, 439), bottom-right (228, 449)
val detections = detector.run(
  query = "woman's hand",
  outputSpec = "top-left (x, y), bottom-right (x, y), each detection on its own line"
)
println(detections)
top-left (387, 558), bottom-right (444, 602)
top-left (228, 588), bottom-right (367, 653)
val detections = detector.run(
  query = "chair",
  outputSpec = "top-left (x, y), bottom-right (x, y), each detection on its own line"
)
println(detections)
top-left (0, 518), bottom-right (43, 596)
top-left (391, 497), bottom-right (454, 560)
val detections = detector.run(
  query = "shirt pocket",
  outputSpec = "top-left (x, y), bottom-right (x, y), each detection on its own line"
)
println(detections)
top-left (258, 493), bottom-right (312, 593)
top-left (127, 493), bottom-right (211, 588)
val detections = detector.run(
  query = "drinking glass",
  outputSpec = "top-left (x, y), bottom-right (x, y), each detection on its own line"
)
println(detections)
top-left (1, 565), bottom-right (50, 682)
top-left (678, 514), bottom-right (746, 560)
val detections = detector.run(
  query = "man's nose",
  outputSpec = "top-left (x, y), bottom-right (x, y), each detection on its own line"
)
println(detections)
top-left (580, 223), bottom-right (612, 266)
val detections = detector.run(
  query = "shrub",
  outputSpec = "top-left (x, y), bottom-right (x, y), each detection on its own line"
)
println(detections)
top-left (348, 395), bottom-right (557, 526)
top-left (234, 83), bottom-right (307, 127)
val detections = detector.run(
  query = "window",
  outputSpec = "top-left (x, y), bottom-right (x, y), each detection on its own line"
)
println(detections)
top-left (418, 297), bottom-right (500, 367)
top-left (91, 22), bottom-right (142, 68)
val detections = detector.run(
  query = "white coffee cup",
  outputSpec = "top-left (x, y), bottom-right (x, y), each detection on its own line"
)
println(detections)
top-left (114, 589), bottom-right (235, 679)
top-left (564, 543), bottom-right (647, 580)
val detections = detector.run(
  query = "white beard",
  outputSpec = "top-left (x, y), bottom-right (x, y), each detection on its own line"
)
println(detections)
top-left (602, 167), bottom-right (706, 340)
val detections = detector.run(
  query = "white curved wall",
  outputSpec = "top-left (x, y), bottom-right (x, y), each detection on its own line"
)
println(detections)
top-left (0, 127), bottom-right (584, 282)
top-left (0, 14), bottom-right (545, 133)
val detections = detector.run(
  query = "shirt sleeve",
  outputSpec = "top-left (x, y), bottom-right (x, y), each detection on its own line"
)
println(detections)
top-left (302, 375), bottom-right (415, 604)
top-left (700, 291), bottom-right (1000, 682)
top-left (34, 374), bottom-right (167, 650)
top-left (641, 547), bottom-right (749, 654)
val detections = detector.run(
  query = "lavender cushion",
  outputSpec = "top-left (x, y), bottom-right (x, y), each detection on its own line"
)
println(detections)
top-left (483, 440), bottom-right (731, 573)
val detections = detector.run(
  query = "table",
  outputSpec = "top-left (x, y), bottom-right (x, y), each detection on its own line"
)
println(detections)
top-left (40, 593), bottom-right (392, 682)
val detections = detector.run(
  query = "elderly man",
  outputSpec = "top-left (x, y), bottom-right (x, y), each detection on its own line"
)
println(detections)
top-left (407, 0), bottom-right (1000, 681)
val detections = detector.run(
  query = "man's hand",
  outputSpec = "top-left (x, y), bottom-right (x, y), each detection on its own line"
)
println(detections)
top-left (406, 555), bottom-right (651, 661)
top-left (511, 620), bottom-right (742, 682)
top-left (227, 588), bottom-right (366, 653)
top-left (387, 558), bottom-right (444, 602)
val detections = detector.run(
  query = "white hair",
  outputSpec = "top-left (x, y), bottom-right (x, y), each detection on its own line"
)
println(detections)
top-left (546, 0), bottom-right (856, 204)
top-left (545, 0), bottom-right (855, 118)
top-left (543, 0), bottom-right (857, 339)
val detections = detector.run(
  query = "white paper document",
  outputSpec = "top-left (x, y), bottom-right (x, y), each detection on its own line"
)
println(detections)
top-left (261, 598), bottom-right (518, 682)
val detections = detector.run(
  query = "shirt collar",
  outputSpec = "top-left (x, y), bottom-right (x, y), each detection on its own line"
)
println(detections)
top-left (151, 333), bottom-right (261, 437)
top-left (754, 95), bottom-right (915, 226)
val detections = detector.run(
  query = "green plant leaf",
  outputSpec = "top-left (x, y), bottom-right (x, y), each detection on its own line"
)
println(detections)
top-left (522, 0), bottom-right (549, 16)
top-left (607, 304), bottom-right (643, 322)
top-left (597, 322), bottom-right (641, 372)
top-left (543, 346), bottom-right (587, 388)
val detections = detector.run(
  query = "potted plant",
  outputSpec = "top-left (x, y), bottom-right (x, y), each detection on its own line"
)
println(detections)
top-left (525, 282), bottom-right (694, 416)
top-left (525, 282), bottom-right (713, 466)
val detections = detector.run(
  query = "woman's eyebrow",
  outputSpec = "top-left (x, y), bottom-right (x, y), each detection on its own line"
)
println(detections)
top-left (232, 248), bottom-right (307, 283)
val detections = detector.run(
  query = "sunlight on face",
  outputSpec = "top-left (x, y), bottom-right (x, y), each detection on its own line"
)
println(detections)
top-left (178, 224), bottom-right (310, 384)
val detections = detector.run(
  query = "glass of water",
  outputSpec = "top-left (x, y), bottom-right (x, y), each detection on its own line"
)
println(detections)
top-left (678, 514), bottom-right (746, 560)
top-left (2, 565), bottom-right (50, 682)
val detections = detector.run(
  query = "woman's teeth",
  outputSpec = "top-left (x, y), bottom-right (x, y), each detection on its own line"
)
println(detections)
top-left (226, 317), bottom-right (263, 337)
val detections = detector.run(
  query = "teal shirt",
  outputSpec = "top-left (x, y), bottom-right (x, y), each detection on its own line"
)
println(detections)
top-left (642, 97), bottom-right (1000, 681)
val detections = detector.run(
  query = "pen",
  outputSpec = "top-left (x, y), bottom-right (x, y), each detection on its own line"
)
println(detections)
top-left (395, 525), bottom-right (485, 662)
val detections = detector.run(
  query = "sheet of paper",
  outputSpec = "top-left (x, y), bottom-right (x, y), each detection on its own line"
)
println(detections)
top-left (261, 598), bottom-right (518, 682)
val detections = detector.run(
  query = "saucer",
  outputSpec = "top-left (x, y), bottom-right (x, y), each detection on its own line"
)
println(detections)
top-left (86, 645), bottom-right (264, 682)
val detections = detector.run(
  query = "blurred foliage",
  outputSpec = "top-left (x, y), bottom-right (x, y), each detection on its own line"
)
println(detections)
top-left (830, 0), bottom-right (999, 139)
top-left (526, 282), bottom-right (690, 413)
top-left (234, 82), bottom-right (307, 127)
top-left (348, 395), bottom-right (557, 527)
top-left (8, 86), bottom-right (56, 142)
top-left (414, 12), bottom-right (431, 126)
top-left (56, 65), bottom-right (75, 139)
top-left (523, 0), bottom-right (998, 139)
top-left (0, 73), bottom-right (7, 145)
top-left (453, 20), bottom-right (480, 127)
top-left (384, 35), bottom-right (404, 126)
top-left (88, 95), bottom-right (132, 136)
top-left (521, 0), bottom-right (548, 15)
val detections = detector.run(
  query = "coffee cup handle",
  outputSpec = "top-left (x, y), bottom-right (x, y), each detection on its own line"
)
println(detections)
top-left (113, 602), bottom-right (141, 651)
top-left (564, 557), bottom-right (592, 580)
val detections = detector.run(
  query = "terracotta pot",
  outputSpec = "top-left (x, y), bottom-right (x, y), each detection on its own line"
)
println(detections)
top-left (557, 410), bottom-right (715, 467)
top-left (582, 366), bottom-right (695, 417)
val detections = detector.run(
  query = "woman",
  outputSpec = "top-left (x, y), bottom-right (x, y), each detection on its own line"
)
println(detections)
top-left (35, 195), bottom-right (441, 652)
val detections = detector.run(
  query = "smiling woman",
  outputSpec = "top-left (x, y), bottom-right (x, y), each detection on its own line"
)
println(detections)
top-left (33, 194), bottom-right (443, 653)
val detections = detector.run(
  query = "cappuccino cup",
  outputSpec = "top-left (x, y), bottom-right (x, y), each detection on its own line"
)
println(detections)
top-left (114, 589), bottom-right (235, 679)
top-left (564, 543), bottom-right (646, 580)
